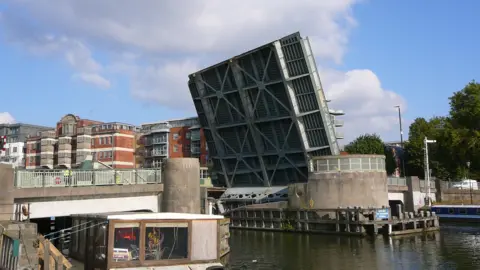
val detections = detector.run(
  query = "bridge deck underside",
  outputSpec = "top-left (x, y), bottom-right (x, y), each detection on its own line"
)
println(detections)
top-left (189, 33), bottom-right (336, 188)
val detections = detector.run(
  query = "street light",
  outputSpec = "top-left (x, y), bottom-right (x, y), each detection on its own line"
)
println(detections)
top-left (394, 106), bottom-right (406, 177)
top-left (424, 137), bottom-right (436, 206)
top-left (467, 161), bottom-right (472, 204)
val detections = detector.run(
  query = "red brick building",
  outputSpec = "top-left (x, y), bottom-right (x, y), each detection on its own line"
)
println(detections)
top-left (25, 114), bottom-right (138, 169)
top-left (140, 117), bottom-right (208, 168)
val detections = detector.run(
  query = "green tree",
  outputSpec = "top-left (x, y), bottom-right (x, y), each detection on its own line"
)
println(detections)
top-left (344, 134), bottom-right (396, 175)
top-left (404, 117), bottom-right (449, 178)
top-left (344, 134), bottom-right (385, 154)
top-left (404, 81), bottom-right (480, 180)
top-left (445, 81), bottom-right (480, 179)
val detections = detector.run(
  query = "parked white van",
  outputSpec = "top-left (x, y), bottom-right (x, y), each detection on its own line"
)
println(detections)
top-left (452, 179), bottom-right (479, 190)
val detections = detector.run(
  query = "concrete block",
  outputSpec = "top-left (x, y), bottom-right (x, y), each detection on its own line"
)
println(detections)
top-left (162, 158), bottom-right (201, 214)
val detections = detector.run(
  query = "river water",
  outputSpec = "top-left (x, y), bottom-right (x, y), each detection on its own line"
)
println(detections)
top-left (226, 224), bottom-right (480, 270)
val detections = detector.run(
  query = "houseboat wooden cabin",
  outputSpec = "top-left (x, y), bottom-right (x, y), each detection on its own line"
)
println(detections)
top-left (69, 212), bottom-right (230, 269)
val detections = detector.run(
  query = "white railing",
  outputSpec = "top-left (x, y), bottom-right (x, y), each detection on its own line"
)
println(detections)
top-left (14, 169), bottom-right (162, 188)
top-left (388, 177), bottom-right (407, 186)
top-left (419, 179), bottom-right (436, 190)
top-left (311, 156), bottom-right (386, 173)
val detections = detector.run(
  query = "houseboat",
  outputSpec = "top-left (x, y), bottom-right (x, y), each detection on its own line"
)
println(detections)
top-left (68, 212), bottom-right (230, 269)
top-left (431, 205), bottom-right (480, 222)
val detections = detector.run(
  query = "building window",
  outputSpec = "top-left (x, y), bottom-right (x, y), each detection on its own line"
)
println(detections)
top-left (173, 145), bottom-right (178, 153)
top-left (12, 147), bottom-right (17, 153)
top-left (144, 223), bottom-right (189, 260)
top-left (186, 132), bottom-right (191, 139)
top-left (113, 223), bottom-right (140, 262)
top-left (100, 138), bottom-right (104, 145)
top-left (184, 144), bottom-right (190, 154)
top-left (173, 133), bottom-right (179, 140)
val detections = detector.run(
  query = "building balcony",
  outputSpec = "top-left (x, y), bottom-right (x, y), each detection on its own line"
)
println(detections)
top-left (76, 142), bottom-right (91, 149)
top-left (191, 134), bottom-right (201, 141)
top-left (41, 130), bottom-right (56, 139)
top-left (59, 144), bottom-right (72, 151)
top-left (77, 127), bottom-right (92, 135)
top-left (150, 151), bottom-right (168, 157)
top-left (151, 138), bottom-right (167, 145)
top-left (40, 145), bottom-right (54, 152)
top-left (335, 132), bottom-right (344, 139)
top-left (41, 138), bottom-right (55, 146)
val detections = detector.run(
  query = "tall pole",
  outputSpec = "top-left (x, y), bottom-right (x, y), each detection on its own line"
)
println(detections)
top-left (424, 137), bottom-right (436, 206)
top-left (467, 161), bottom-right (472, 204)
top-left (424, 137), bottom-right (431, 206)
top-left (395, 106), bottom-right (406, 177)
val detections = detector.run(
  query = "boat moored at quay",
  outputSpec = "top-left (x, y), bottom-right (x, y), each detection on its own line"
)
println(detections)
top-left (431, 205), bottom-right (480, 222)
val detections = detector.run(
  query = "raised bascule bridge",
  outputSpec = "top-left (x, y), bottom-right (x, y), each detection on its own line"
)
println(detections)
top-left (188, 32), bottom-right (345, 212)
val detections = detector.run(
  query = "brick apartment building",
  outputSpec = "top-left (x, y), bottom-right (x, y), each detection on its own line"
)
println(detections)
top-left (0, 123), bottom-right (52, 167)
top-left (25, 114), bottom-right (138, 169)
top-left (140, 117), bottom-right (208, 168)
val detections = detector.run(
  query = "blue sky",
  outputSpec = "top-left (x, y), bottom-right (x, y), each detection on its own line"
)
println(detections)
top-left (0, 1), bottom-right (477, 142)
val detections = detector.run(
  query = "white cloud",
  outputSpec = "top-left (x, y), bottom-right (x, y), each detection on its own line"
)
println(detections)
top-left (0, 0), bottom-right (408, 142)
top-left (72, 73), bottom-right (111, 89)
top-left (0, 112), bottom-right (16, 124)
top-left (321, 68), bottom-right (407, 142)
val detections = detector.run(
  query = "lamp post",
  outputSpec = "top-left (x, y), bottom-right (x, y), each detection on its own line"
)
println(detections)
top-left (424, 137), bottom-right (436, 206)
top-left (394, 106), bottom-right (406, 177)
top-left (467, 161), bottom-right (472, 204)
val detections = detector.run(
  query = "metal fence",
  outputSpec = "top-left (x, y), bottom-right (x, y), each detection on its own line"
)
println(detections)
top-left (442, 181), bottom-right (478, 190)
top-left (311, 156), bottom-right (386, 173)
top-left (14, 169), bottom-right (162, 188)
top-left (419, 180), bottom-right (436, 190)
top-left (387, 177), bottom-right (407, 186)
top-left (0, 233), bottom-right (20, 270)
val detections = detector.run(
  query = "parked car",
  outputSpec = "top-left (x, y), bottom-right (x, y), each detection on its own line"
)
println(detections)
top-left (451, 179), bottom-right (479, 190)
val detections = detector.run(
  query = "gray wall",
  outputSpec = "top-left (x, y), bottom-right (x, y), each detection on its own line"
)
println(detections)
top-left (289, 171), bottom-right (389, 210)
top-left (162, 158), bottom-right (201, 214)
top-left (0, 123), bottom-right (52, 143)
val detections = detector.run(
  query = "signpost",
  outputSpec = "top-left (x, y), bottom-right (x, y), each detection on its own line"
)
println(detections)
top-left (375, 209), bottom-right (389, 220)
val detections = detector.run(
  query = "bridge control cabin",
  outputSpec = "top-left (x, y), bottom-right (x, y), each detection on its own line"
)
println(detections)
top-left (70, 212), bottom-right (230, 269)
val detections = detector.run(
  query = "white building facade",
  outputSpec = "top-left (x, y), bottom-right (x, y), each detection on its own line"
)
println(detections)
top-left (0, 142), bottom-right (25, 168)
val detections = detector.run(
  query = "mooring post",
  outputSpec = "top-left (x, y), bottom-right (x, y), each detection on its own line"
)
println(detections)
top-left (345, 207), bottom-right (351, 233)
top-left (335, 208), bottom-right (340, 232)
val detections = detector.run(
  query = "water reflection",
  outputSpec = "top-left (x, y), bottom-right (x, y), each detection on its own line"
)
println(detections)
top-left (226, 225), bottom-right (480, 270)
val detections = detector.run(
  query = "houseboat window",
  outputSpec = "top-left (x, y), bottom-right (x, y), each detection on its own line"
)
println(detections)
top-left (71, 219), bottom-right (79, 254)
top-left (448, 208), bottom-right (455, 214)
top-left (94, 223), bottom-right (108, 266)
top-left (144, 223), bottom-right (189, 261)
top-left (459, 208), bottom-right (467, 214)
top-left (434, 208), bottom-right (441, 214)
top-left (78, 220), bottom-right (87, 258)
top-left (477, 209), bottom-right (480, 215)
top-left (113, 223), bottom-right (140, 262)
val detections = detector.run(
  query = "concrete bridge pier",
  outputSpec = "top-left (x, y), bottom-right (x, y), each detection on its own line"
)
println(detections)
top-left (0, 164), bottom-right (14, 221)
top-left (162, 158), bottom-right (201, 214)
